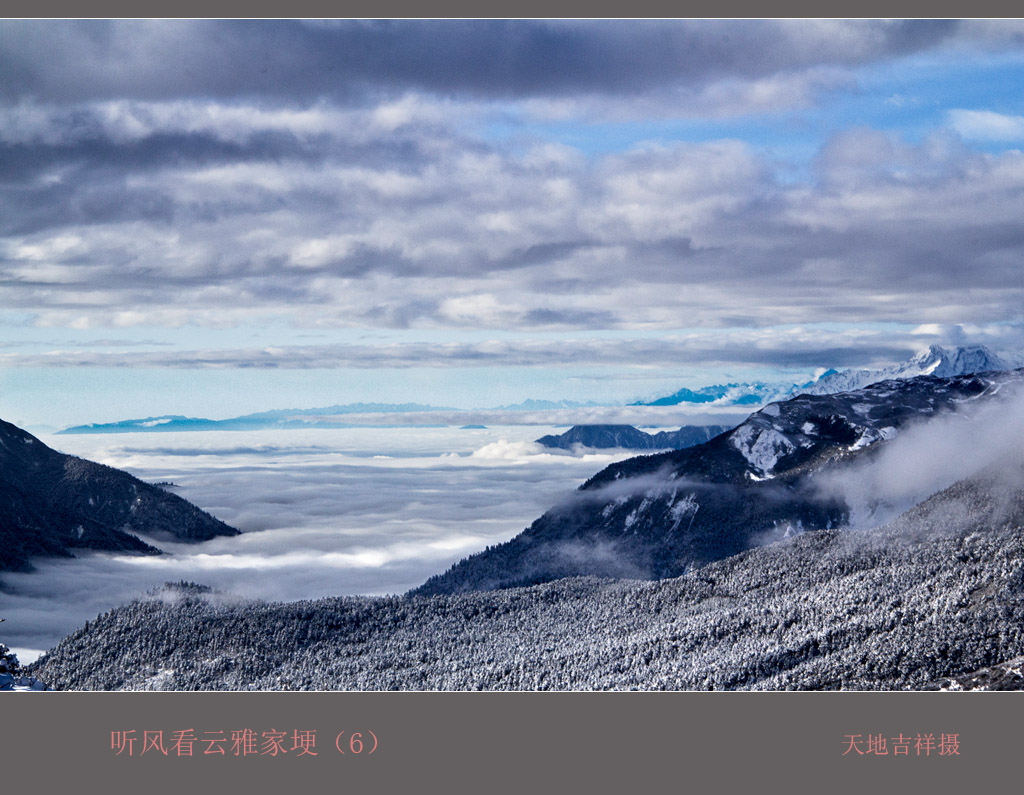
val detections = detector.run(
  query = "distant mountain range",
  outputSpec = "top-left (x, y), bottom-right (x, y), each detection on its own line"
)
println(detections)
top-left (57, 403), bottom-right (458, 434)
top-left (496, 399), bottom-right (605, 411)
top-left (54, 345), bottom-right (1020, 435)
top-left (0, 417), bottom-right (238, 573)
top-left (55, 399), bottom-right (615, 434)
top-left (536, 424), bottom-right (732, 451)
top-left (638, 382), bottom-right (779, 406)
top-left (636, 344), bottom-right (1017, 407)
top-left (414, 368), bottom-right (1023, 596)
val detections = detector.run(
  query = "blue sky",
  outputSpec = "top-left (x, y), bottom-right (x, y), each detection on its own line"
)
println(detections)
top-left (2, 20), bottom-right (1024, 427)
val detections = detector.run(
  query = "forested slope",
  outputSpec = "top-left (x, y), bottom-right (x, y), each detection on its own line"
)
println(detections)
top-left (32, 464), bottom-right (1024, 690)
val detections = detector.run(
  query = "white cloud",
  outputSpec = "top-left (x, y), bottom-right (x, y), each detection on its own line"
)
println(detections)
top-left (820, 385), bottom-right (1024, 529)
top-left (948, 109), bottom-right (1024, 141)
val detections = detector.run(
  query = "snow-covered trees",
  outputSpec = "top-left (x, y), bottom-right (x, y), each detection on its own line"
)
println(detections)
top-left (28, 466), bottom-right (1024, 691)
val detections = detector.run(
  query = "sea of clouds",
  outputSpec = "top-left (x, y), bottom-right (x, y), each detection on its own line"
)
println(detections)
top-left (2, 425), bottom-right (641, 660)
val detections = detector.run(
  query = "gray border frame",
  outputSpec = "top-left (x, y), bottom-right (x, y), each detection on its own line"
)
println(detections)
top-left (1, 692), bottom-right (1016, 791)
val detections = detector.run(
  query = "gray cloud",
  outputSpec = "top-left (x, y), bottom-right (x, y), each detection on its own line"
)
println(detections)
top-left (0, 21), bottom-right (962, 107)
top-left (1, 21), bottom-right (1023, 358)
top-left (0, 334), bottom-right (921, 371)
top-left (3, 121), bottom-right (1024, 337)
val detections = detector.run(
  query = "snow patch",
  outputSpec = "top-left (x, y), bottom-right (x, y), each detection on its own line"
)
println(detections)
top-left (601, 495), bottom-right (630, 518)
top-left (849, 425), bottom-right (898, 451)
top-left (0, 674), bottom-right (48, 691)
top-left (667, 493), bottom-right (699, 532)
top-left (731, 424), bottom-right (795, 475)
top-left (623, 497), bottom-right (653, 531)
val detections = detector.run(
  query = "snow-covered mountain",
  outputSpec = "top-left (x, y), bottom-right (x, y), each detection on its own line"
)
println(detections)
top-left (803, 344), bottom-right (1012, 395)
top-left (415, 368), bottom-right (1023, 596)
top-left (32, 458), bottom-right (1024, 690)
top-left (26, 366), bottom-right (1024, 691)
top-left (634, 382), bottom-right (788, 407)
top-left (638, 344), bottom-right (1016, 407)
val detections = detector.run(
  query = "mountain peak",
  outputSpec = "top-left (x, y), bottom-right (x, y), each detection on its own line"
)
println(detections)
top-left (804, 344), bottom-right (1012, 396)
top-left (637, 344), bottom-right (1018, 408)
top-left (536, 424), bottom-right (731, 451)
top-left (910, 344), bottom-right (1009, 378)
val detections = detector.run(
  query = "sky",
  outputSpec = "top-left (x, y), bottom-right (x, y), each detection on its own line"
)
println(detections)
top-left (3, 20), bottom-right (1024, 427)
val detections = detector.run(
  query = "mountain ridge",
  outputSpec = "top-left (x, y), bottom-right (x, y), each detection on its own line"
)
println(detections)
top-left (636, 344), bottom-right (1017, 407)
top-left (56, 402), bottom-right (460, 434)
top-left (536, 424), bottom-right (732, 451)
top-left (0, 417), bottom-right (239, 573)
top-left (413, 369), bottom-right (1022, 596)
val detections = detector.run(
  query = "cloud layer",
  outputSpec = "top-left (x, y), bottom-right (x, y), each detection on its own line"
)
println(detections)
top-left (0, 21), bottom-right (964, 106)
top-left (0, 426), bottom-right (635, 654)
top-left (5, 125), bottom-right (1024, 336)
top-left (1, 20), bottom-right (1023, 356)
top-left (821, 383), bottom-right (1024, 529)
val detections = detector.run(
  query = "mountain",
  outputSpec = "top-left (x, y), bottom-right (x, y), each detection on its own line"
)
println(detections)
top-left (30, 459), bottom-right (1024, 690)
top-left (413, 369), bottom-right (1021, 596)
top-left (52, 345), bottom-right (1021, 436)
top-left (494, 399), bottom-right (605, 411)
top-left (0, 418), bottom-right (238, 573)
top-left (56, 399), bottom-right (606, 435)
top-left (59, 415), bottom-right (224, 434)
top-left (635, 382), bottom-right (786, 407)
top-left (536, 424), bottom-right (732, 451)
top-left (57, 402), bottom-right (459, 434)
top-left (803, 344), bottom-right (1011, 395)
top-left (637, 344), bottom-right (1016, 407)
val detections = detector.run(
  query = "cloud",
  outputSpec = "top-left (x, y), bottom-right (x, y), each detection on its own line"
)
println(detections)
top-left (0, 21), bottom-right (962, 107)
top-left (948, 109), bottom-right (1024, 141)
top-left (1, 20), bottom-right (1024, 384)
top-left (565, 468), bottom-right (681, 505)
top-left (468, 438), bottom-right (636, 465)
top-left (4, 120), bottom-right (1024, 338)
top-left (0, 331), bottom-right (920, 371)
top-left (1, 426), bottom-right (617, 653)
top-left (819, 383), bottom-right (1024, 529)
